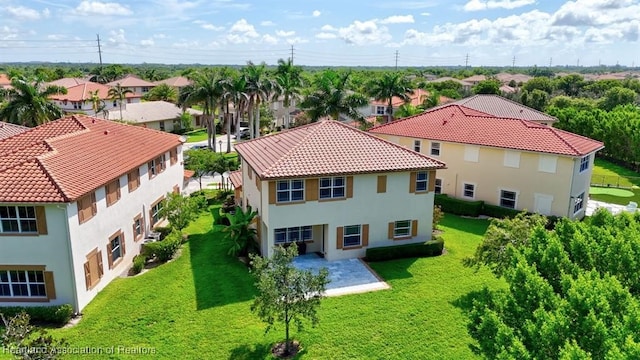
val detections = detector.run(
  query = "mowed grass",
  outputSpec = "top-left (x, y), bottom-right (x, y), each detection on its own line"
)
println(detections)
top-left (591, 158), bottom-right (640, 205)
top-left (185, 129), bottom-right (208, 143)
top-left (46, 213), bottom-right (502, 359)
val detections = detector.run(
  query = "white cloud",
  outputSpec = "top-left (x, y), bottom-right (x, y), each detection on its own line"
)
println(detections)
top-left (262, 34), bottom-right (278, 44)
top-left (275, 30), bottom-right (295, 37)
top-left (321, 24), bottom-right (337, 31)
top-left (286, 37), bottom-right (309, 45)
top-left (107, 29), bottom-right (128, 47)
top-left (380, 15), bottom-right (415, 24)
top-left (260, 20), bottom-right (275, 26)
top-left (312, 10), bottom-right (321, 17)
top-left (47, 34), bottom-right (66, 40)
top-left (140, 38), bottom-right (154, 47)
top-left (552, 0), bottom-right (640, 26)
top-left (0, 26), bottom-right (18, 41)
top-left (42, 8), bottom-right (50, 18)
top-left (421, 12), bottom-right (431, 16)
top-left (153, 33), bottom-right (167, 39)
top-left (316, 32), bottom-right (337, 39)
top-left (229, 19), bottom-right (258, 37)
top-left (73, 1), bottom-right (132, 16)
top-left (171, 40), bottom-right (201, 49)
top-left (5, 6), bottom-right (43, 20)
top-left (337, 20), bottom-right (392, 45)
top-left (463, 0), bottom-right (535, 11)
top-left (202, 23), bottom-right (224, 31)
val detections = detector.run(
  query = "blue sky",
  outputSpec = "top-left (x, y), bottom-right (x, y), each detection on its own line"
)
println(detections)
top-left (1, 0), bottom-right (639, 67)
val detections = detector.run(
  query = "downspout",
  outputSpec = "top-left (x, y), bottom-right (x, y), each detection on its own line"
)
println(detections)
top-left (58, 203), bottom-right (80, 313)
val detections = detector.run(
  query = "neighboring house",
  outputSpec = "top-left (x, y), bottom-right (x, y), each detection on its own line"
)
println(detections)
top-left (428, 77), bottom-right (473, 92)
top-left (369, 104), bottom-right (604, 220)
top-left (461, 75), bottom-right (487, 85)
top-left (0, 115), bottom-right (184, 312)
top-left (49, 82), bottom-right (142, 115)
top-left (154, 76), bottom-right (192, 93)
top-left (0, 73), bottom-right (11, 89)
top-left (234, 120), bottom-right (446, 261)
top-left (107, 75), bottom-right (156, 95)
top-left (106, 101), bottom-right (202, 132)
top-left (445, 94), bottom-right (557, 126)
top-left (269, 95), bottom-right (299, 129)
top-left (360, 89), bottom-right (453, 120)
top-left (0, 121), bottom-right (28, 140)
top-left (495, 73), bottom-right (533, 85)
top-left (47, 78), bottom-right (90, 88)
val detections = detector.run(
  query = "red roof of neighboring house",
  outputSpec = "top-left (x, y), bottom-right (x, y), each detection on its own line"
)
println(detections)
top-left (369, 104), bottom-right (603, 157)
top-left (0, 122), bottom-right (29, 140)
top-left (228, 170), bottom-right (242, 188)
top-left (107, 74), bottom-right (156, 88)
top-left (371, 89), bottom-right (453, 108)
top-left (446, 95), bottom-right (557, 123)
top-left (47, 77), bottom-right (90, 88)
top-left (154, 76), bottom-right (192, 87)
top-left (235, 120), bottom-right (445, 180)
top-left (0, 115), bottom-right (182, 203)
top-left (49, 82), bottom-right (140, 102)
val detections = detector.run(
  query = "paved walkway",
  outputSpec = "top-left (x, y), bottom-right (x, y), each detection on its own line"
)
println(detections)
top-left (293, 253), bottom-right (389, 297)
top-left (586, 199), bottom-right (634, 216)
top-left (182, 134), bottom-right (237, 195)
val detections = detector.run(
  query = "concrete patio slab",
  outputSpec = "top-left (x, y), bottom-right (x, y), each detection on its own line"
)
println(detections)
top-left (293, 253), bottom-right (389, 297)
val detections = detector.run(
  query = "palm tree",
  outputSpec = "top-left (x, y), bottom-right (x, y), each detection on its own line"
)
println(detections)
top-left (367, 72), bottom-right (414, 123)
top-left (394, 103), bottom-right (423, 118)
top-left (89, 89), bottom-right (108, 118)
top-left (144, 83), bottom-right (177, 103)
top-left (180, 69), bottom-right (225, 151)
top-left (420, 90), bottom-right (440, 110)
top-left (275, 58), bottom-right (303, 129)
top-left (0, 76), bottom-right (67, 127)
top-left (108, 83), bottom-right (133, 122)
top-left (300, 70), bottom-right (367, 123)
top-left (243, 62), bottom-right (277, 139)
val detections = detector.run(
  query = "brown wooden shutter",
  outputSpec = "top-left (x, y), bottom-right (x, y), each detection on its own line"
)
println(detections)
top-left (116, 180), bottom-right (121, 200)
top-left (409, 172), bottom-right (417, 193)
top-left (132, 221), bottom-right (137, 240)
top-left (268, 181), bottom-right (276, 204)
top-left (255, 215), bottom-right (261, 241)
top-left (44, 271), bottom-right (56, 300)
top-left (377, 175), bottom-right (387, 193)
top-left (173, 185), bottom-right (180, 194)
top-left (248, 167), bottom-right (252, 180)
top-left (362, 224), bottom-right (369, 247)
top-left (336, 227), bottom-right (344, 249)
top-left (107, 243), bottom-right (113, 269)
top-left (148, 161), bottom-right (153, 179)
top-left (255, 175), bottom-right (260, 190)
top-left (411, 220), bottom-right (418, 237)
top-left (83, 262), bottom-right (91, 290)
top-left (77, 199), bottom-right (85, 224)
top-left (428, 171), bottom-right (436, 192)
top-left (120, 232), bottom-right (126, 256)
top-left (306, 179), bottom-right (318, 201)
top-left (346, 176), bottom-right (353, 198)
top-left (35, 206), bottom-right (48, 235)
top-left (90, 192), bottom-right (97, 215)
top-left (388, 222), bottom-right (394, 239)
top-left (149, 208), bottom-right (154, 227)
top-left (97, 251), bottom-right (104, 277)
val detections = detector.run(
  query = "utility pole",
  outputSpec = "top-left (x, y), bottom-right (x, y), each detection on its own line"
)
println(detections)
top-left (394, 50), bottom-right (399, 70)
top-left (96, 34), bottom-right (103, 67)
top-left (290, 45), bottom-right (294, 64)
top-left (465, 53), bottom-right (469, 68)
top-left (512, 55), bottom-right (516, 68)
top-left (548, 57), bottom-right (552, 68)
top-left (577, 58), bottom-right (580, 67)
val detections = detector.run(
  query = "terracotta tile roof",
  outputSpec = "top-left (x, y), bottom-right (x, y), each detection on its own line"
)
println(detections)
top-left (184, 169), bottom-right (195, 180)
top-left (0, 73), bottom-right (11, 87)
top-left (369, 104), bottom-right (603, 157)
top-left (495, 73), bottom-right (533, 84)
top-left (446, 95), bottom-right (557, 123)
top-left (49, 82), bottom-right (140, 102)
top-left (370, 89), bottom-right (452, 108)
top-left (154, 76), bottom-right (192, 87)
top-left (235, 120), bottom-right (445, 180)
top-left (0, 115), bottom-right (182, 203)
top-left (105, 101), bottom-right (202, 123)
top-left (429, 77), bottom-right (472, 86)
top-left (228, 170), bottom-right (242, 188)
top-left (0, 122), bottom-right (29, 140)
top-left (462, 75), bottom-right (487, 83)
top-left (47, 77), bottom-right (90, 88)
top-left (107, 75), bottom-right (156, 88)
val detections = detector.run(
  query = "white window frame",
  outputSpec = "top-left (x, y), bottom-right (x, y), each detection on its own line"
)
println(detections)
top-left (375, 106), bottom-right (386, 115)
top-left (393, 220), bottom-right (412, 238)
top-left (464, 145), bottom-right (479, 162)
top-left (579, 155), bottom-right (590, 173)
top-left (503, 151), bottom-right (520, 168)
top-left (319, 177), bottom-right (346, 199)
top-left (343, 225), bottom-right (362, 247)
top-left (435, 178), bottom-right (442, 194)
top-left (274, 226), bottom-right (313, 244)
top-left (0, 206), bottom-right (37, 234)
top-left (110, 235), bottom-right (122, 263)
top-left (276, 179), bottom-right (305, 203)
top-left (463, 183), bottom-right (475, 199)
top-left (134, 217), bottom-right (142, 238)
top-left (430, 142), bottom-right (441, 156)
top-left (538, 155), bottom-right (558, 174)
top-left (573, 192), bottom-right (585, 214)
top-left (415, 171), bottom-right (429, 192)
top-left (0, 270), bottom-right (46, 298)
top-left (499, 189), bottom-right (517, 209)
top-left (413, 140), bottom-right (421, 152)
top-left (151, 201), bottom-right (163, 225)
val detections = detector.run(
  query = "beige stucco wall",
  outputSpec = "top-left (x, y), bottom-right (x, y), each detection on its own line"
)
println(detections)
top-left (377, 134), bottom-right (595, 219)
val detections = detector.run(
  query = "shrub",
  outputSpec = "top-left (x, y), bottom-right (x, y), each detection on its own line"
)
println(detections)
top-left (143, 230), bottom-right (182, 262)
top-left (0, 304), bottom-right (74, 326)
top-left (366, 238), bottom-right (445, 262)
top-left (482, 204), bottom-right (521, 219)
top-left (435, 194), bottom-right (484, 217)
top-left (131, 254), bottom-right (147, 274)
top-left (215, 189), bottom-right (234, 201)
top-left (190, 193), bottom-right (208, 211)
top-left (433, 205), bottom-right (444, 229)
top-left (153, 226), bottom-right (172, 240)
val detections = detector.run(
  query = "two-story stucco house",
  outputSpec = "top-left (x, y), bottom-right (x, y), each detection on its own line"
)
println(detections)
top-left (0, 115), bottom-right (183, 312)
top-left (369, 104), bottom-right (604, 219)
top-left (48, 82), bottom-right (142, 115)
top-left (233, 120), bottom-right (446, 261)
top-left (107, 75), bottom-right (156, 95)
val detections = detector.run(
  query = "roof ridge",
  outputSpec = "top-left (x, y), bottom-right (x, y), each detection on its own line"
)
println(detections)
top-left (34, 157), bottom-right (70, 202)
top-left (261, 121), bottom-right (327, 177)
top-left (485, 94), bottom-right (557, 120)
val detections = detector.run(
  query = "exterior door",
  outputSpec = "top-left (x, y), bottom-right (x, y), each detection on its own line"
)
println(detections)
top-left (534, 194), bottom-right (553, 215)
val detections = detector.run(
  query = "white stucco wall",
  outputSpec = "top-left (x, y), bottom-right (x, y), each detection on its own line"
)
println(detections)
top-left (568, 152), bottom-right (596, 219)
top-left (257, 172), bottom-right (435, 261)
top-left (0, 205), bottom-right (76, 308)
top-left (66, 147), bottom-right (184, 311)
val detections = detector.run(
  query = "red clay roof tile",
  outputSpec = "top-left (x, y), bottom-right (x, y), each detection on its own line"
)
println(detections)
top-left (235, 120), bottom-right (445, 180)
top-left (228, 170), bottom-right (242, 188)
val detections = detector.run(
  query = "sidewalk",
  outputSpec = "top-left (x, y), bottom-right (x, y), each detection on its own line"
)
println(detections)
top-left (586, 199), bottom-right (629, 216)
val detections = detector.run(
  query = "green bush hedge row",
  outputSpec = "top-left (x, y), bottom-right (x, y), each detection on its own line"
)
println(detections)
top-left (366, 238), bottom-right (444, 262)
top-left (435, 194), bottom-right (525, 219)
top-left (143, 230), bottom-right (182, 262)
top-left (0, 304), bottom-right (74, 325)
top-left (482, 203), bottom-right (521, 219)
top-left (131, 254), bottom-right (147, 274)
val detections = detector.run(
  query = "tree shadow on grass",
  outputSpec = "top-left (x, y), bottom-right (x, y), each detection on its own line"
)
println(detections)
top-left (451, 288), bottom-right (494, 356)
top-left (228, 342), bottom-right (307, 360)
top-left (366, 257), bottom-right (418, 281)
top-left (189, 228), bottom-right (257, 310)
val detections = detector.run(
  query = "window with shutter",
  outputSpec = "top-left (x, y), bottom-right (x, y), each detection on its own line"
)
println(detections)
top-left (106, 179), bottom-right (121, 207)
top-left (128, 168), bottom-right (140, 192)
top-left (77, 192), bottom-right (97, 224)
top-left (84, 249), bottom-right (103, 290)
top-left (170, 148), bottom-right (178, 166)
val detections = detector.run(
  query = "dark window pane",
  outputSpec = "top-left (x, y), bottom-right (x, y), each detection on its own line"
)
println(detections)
top-left (291, 190), bottom-right (304, 201)
top-left (417, 172), bottom-right (427, 180)
top-left (12, 284), bottom-right (29, 296)
top-left (302, 226), bottom-right (312, 240)
top-left (30, 284), bottom-right (46, 297)
top-left (319, 188), bottom-right (332, 198)
top-left (0, 206), bottom-right (9, 218)
top-left (277, 192), bottom-right (290, 202)
top-left (292, 180), bottom-right (303, 189)
top-left (27, 271), bottom-right (43, 283)
top-left (0, 271), bottom-right (7, 282)
top-left (2, 220), bottom-right (19, 232)
top-left (320, 178), bottom-right (331, 187)
top-left (416, 182), bottom-right (427, 192)
top-left (20, 220), bottom-right (38, 232)
top-left (289, 228), bottom-right (300, 242)
top-left (333, 188), bottom-right (345, 197)
top-left (0, 284), bottom-right (10, 296)
top-left (10, 271), bottom-right (25, 282)
top-left (333, 177), bottom-right (344, 186)
top-left (277, 181), bottom-right (289, 191)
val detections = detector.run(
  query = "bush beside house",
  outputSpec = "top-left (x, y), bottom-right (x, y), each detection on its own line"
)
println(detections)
top-left (366, 238), bottom-right (445, 262)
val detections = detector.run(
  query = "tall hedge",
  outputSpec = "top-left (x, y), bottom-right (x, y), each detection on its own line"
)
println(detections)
top-left (0, 304), bottom-right (74, 325)
top-left (435, 194), bottom-right (484, 217)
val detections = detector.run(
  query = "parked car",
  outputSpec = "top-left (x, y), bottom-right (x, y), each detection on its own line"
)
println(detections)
top-left (233, 127), bottom-right (250, 140)
top-left (190, 144), bottom-right (209, 150)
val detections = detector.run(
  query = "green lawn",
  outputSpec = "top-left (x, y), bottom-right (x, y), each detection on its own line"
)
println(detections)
top-left (43, 213), bottom-right (500, 359)
top-left (591, 158), bottom-right (640, 205)
top-left (185, 129), bottom-right (208, 143)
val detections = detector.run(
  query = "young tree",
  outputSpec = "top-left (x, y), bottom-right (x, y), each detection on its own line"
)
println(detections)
top-left (0, 76), bottom-right (67, 127)
top-left (300, 70), bottom-right (367, 124)
top-left (184, 149), bottom-right (235, 190)
top-left (222, 205), bottom-right (259, 257)
top-left (472, 78), bottom-right (501, 95)
top-left (250, 245), bottom-right (330, 357)
top-left (108, 83), bottom-right (133, 122)
top-left (159, 192), bottom-right (197, 231)
top-left (1, 312), bottom-right (68, 360)
top-left (367, 72), bottom-right (414, 123)
top-left (144, 83), bottom-right (178, 103)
